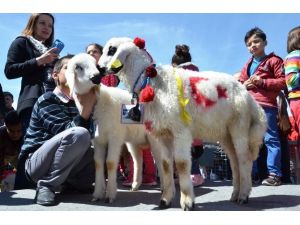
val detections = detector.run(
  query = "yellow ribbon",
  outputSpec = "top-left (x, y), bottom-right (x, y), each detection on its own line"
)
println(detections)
top-left (174, 68), bottom-right (191, 125)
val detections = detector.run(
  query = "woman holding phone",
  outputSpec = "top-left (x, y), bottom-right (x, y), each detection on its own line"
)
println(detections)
top-left (4, 13), bottom-right (58, 189)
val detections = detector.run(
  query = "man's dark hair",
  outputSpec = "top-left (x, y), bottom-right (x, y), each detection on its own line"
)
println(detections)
top-left (4, 110), bottom-right (21, 126)
top-left (244, 27), bottom-right (267, 43)
top-left (53, 54), bottom-right (74, 73)
top-left (3, 91), bottom-right (13, 101)
top-left (171, 44), bottom-right (192, 66)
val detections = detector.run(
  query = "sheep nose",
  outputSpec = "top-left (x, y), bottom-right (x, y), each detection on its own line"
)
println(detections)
top-left (97, 65), bottom-right (107, 76)
top-left (90, 74), bottom-right (102, 85)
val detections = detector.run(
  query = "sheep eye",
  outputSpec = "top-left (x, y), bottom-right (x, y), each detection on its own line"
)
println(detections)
top-left (75, 65), bottom-right (83, 71)
top-left (108, 46), bottom-right (117, 56)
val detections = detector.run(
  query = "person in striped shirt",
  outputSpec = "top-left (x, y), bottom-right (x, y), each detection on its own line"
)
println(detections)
top-left (284, 26), bottom-right (300, 166)
top-left (18, 54), bottom-right (98, 206)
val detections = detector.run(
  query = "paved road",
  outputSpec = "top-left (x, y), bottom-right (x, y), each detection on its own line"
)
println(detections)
top-left (0, 180), bottom-right (299, 211)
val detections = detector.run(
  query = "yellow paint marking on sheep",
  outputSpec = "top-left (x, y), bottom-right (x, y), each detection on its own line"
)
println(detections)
top-left (111, 59), bottom-right (122, 69)
top-left (173, 68), bottom-right (191, 126)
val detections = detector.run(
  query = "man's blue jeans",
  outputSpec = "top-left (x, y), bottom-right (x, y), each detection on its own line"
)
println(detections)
top-left (253, 106), bottom-right (282, 177)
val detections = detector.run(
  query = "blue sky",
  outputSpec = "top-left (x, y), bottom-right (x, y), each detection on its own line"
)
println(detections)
top-left (1, 13), bottom-right (300, 107)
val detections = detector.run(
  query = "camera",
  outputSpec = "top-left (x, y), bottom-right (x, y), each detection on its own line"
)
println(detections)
top-left (51, 39), bottom-right (64, 54)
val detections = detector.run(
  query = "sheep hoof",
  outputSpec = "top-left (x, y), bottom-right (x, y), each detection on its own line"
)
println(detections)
top-left (104, 197), bottom-right (115, 204)
top-left (159, 200), bottom-right (171, 209)
top-left (91, 197), bottom-right (99, 202)
top-left (230, 193), bottom-right (239, 202)
top-left (184, 202), bottom-right (195, 211)
top-left (230, 198), bottom-right (237, 202)
top-left (237, 197), bottom-right (249, 204)
top-left (130, 187), bottom-right (138, 191)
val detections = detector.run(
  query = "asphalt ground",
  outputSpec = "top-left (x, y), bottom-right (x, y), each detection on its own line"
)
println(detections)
top-left (1, 180), bottom-right (299, 211)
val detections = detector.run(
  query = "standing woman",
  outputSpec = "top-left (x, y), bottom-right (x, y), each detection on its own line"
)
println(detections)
top-left (4, 13), bottom-right (58, 189)
top-left (5, 13), bottom-right (58, 135)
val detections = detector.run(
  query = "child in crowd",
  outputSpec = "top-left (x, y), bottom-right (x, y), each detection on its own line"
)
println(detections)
top-left (239, 27), bottom-right (286, 186)
top-left (0, 110), bottom-right (23, 191)
top-left (3, 91), bottom-right (15, 113)
top-left (0, 83), bottom-right (5, 126)
top-left (283, 26), bottom-right (300, 183)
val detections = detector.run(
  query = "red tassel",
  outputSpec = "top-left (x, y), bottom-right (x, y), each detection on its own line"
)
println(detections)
top-left (145, 66), bottom-right (157, 78)
top-left (133, 37), bottom-right (145, 49)
top-left (140, 85), bottom-right (155, 102)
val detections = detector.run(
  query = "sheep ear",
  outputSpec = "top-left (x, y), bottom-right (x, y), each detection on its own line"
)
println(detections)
top-left (66, 70), bottom-right (75, 97)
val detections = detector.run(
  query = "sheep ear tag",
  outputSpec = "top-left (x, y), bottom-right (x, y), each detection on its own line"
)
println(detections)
top-left (120, 103), bottom-right (144, 124)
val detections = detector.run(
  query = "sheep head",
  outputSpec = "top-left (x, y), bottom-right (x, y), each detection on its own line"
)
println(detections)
top-left (65, 53), bottom-right (101, 96)
top-left (99, 37), bottom-right (153, 92)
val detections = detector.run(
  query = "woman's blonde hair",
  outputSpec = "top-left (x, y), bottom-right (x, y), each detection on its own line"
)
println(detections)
top-left (22, 13), bottom-right (55, 47)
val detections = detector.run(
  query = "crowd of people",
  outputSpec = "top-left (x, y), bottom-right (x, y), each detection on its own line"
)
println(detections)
top-left (1, 13), bottom-right (300, 206)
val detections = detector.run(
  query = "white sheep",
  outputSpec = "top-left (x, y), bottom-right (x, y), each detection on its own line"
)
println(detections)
top-left (99, 37), bottom-right (268, 210)
top-left (65, 53), bottom-right (162, 203)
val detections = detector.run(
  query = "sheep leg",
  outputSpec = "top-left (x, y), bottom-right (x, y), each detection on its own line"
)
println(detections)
top-left (126, 142), bottom-right (143, 191)
top-left (220, 139), bottom-right (240, 202)
top-left (105, 141), bottom-right (123, 203)
top-left (228, 117), bottom-right (253, 204)
top-left (157, 138), bottom-right (175, 209)
top-left (148, 135), bottom-right (164, 191)
top-left (236, 149), bottom-right (252, 204)
top-left (174, 135), bottom-right (195, 211)
top-left (92, 142), bottom-right (107, 201)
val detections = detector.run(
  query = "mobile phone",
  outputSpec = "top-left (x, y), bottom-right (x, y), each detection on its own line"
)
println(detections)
top-left (51, 39), bottom-right (64, 54)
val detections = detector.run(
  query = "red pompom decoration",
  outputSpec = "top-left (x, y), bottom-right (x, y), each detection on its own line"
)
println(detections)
top-left (101, 74), bottom-right (120, 87)
top-left (145, 65), bottom-right (157, 78)
top-left (133, 37), bottom-right (145, 49)
top-left (140, 85), bottom-right (155, 102)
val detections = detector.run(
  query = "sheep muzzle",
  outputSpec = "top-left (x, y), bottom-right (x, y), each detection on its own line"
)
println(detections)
top-left (90, 74), bottom-right (102, 85)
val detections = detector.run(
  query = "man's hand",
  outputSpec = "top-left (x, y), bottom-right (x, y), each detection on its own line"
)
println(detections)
top-left (76, 88), bottom-right (97, 120)
top-left (244, 79), bottom-right (257, 90)
top-left (250, 75), bottom-right (263, 86)
top-left (36, 48), bottom-right (59, 66)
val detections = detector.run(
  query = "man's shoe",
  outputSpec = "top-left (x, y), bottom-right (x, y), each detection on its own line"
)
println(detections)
top-left (34, 186), bottom-right (56, 206)
top-left (262, 174), bottom-right (282, 186)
